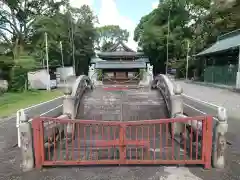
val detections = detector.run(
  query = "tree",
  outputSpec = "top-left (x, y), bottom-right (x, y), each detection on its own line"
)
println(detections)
top-left (30, 5), bottom-right (97, 75)
top-left (0, 1), bottom-right (97, 91)
top-left (0, 0), bottom-right (68, 57)
top-left (134, 0), bottom-right (240, 78)
top-left (134, 0), bottom-right (193, 75)
top-left (71, 5), bottom-right (97, 75)
top-left (96, 25), bottom-right (129, 51)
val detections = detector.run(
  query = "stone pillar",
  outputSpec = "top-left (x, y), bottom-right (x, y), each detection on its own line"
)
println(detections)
top-left (63, 87), bottom-right (75, 117)
top-left (236, 72), bottom-right (240, 89)
top-left (88, 64), bottom-right (97, 85)
top-left (63, 87), bottom-right (75, 139)
top-left (171, 84), bottom-right (184, 136)
top-left (213, 107), bottom-right (228, 168)
top-left (139, 64), bottom-right (153, 86)
top-left (17, 109), bottom-right (28, 147)
top-left (19, 115), bottom-right (34, 172)
top-left (171, 84), bottom-right (183, 116)
top-left (146, 63), bottom-right (153, 84)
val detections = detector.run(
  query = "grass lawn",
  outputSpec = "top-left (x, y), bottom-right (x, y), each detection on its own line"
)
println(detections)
top-left (0, 90), bottom-right (63, 118)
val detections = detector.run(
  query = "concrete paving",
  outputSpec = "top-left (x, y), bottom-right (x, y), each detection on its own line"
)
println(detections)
top-left (177, 81), bottom-right (240, 119)
top-left (78, 87), bottom-right (168, 120)
top-left (0, 86), bottom-right (201, 180)
top-left (0, 116), bottom-right (22, 179)
top-left (178, 81), bottom-right (240, 180)
top-left (0, 83), bottom-right (239, 180)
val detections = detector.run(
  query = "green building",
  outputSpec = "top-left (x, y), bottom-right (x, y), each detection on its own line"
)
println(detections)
top-left (196, 29), bottom-right (240, 88)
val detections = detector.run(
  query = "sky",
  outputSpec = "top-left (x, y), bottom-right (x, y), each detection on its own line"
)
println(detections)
top-left (69, 0), bottom-right (159, 51)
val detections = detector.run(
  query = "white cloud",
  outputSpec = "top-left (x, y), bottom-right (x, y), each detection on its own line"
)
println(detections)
top-left (152, 1), bottom-right (159, 9)
top-left (69, 0), bottom-right (138, 51)
top-left (97, 0), bottom-right (138, 51)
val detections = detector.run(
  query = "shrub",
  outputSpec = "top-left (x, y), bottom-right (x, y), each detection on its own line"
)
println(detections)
top-left (97, 69), bottom-right (103, 81)
top-left (9, 54), bottom-right (37, 92)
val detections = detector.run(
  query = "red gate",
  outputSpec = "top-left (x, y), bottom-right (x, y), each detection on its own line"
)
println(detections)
top-left (32, 116), bottom-right (213, 169)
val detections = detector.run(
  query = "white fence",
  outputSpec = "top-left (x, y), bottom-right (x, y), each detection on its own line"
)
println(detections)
top-left (16, 96), bottom-right (64, 147)
top-left (182, 93), bottom-right (227, 139)
top-left (182, 93), bottom-right (227, 121)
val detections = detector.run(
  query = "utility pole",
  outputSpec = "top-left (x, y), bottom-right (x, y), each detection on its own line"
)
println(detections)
top-left (45, 32), bottom-right (50, 91)
top-left (59, 41), bottom-right (64, 68)
top-left (185, 40), bottom-right (190, 80)
top-left (60, 41), bottom-right (66, 85)
top-left (165, 4), bottom-right (171, 75)
top-left (70, 16), bottom-right (76, 75)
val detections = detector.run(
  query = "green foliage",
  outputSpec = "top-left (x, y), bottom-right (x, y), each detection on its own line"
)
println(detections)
top-left (9, 65), bottom-right (27, 92)
top-left (96, 25), bottom-right (129, 51)
top-left (0, 2), bottom-right (97, 91)
top-left (0, 90), bottom-right (62, 117)
top-left (0, 0), bottom-right (68, 48)
top-left (134, 0), bottom-right (240, 77)
top-left (134, 0), bottom-right (193, 75)
top-left (0, 55), bottom-right (14, 80)
top-left (9, 54), bottom-right (37, 92)
top-left (31, 5), bottom-right (96, 75)
top-left (97, 69), bottom-right (103, 81)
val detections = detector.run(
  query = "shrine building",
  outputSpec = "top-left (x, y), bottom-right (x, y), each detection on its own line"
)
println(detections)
top-left (90, 41), bottom-right (150, 84)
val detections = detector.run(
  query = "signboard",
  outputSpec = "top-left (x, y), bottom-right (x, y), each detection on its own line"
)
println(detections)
top-left (115, 72), bottom-right (127, 79)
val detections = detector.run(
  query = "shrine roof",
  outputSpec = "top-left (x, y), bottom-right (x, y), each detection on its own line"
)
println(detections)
top-left (97, 41), bottom-right (144, 58)
top-left (95, 61), bottom-right (146, 69)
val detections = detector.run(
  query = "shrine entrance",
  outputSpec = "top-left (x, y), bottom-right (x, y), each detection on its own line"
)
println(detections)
top-left (103, 69), bottom-right (141, 85)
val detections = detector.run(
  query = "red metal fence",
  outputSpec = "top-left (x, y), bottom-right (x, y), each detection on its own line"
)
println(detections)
top-left (32, 116), bottom-right (213, 169)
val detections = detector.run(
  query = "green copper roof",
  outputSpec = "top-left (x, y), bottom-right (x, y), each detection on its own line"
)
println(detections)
top-left (96, 40), bottom-right (146, 58)
top-left (196, 29), bottom-right (240, 56)
top-left (90, 57), bottom-right (149, 64)
top-left (95, 61), bottom-right (146, 69)
top-left (90, 57), bottom-right (106, 63)
top-left (106, 41), bottom-right (135, 52)
top-left (97, 51), bottom-right (144, 57)
top-left (136, 58), bottom-right (150, 63)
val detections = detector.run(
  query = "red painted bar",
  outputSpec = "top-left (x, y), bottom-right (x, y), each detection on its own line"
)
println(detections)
top-left (32, 115), bottom-right (213, 169)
